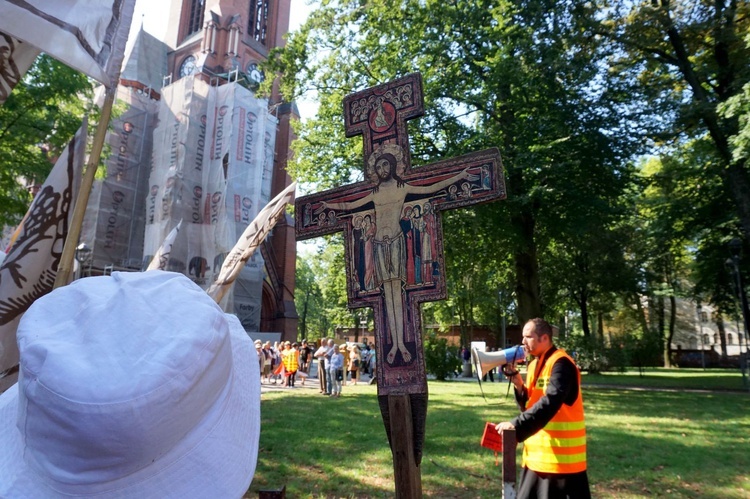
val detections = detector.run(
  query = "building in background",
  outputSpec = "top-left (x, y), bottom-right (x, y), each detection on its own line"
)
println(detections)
top-left (670, 299), bottom-right (746, 367)
top-left (81, 0), bottom-right (298, 340)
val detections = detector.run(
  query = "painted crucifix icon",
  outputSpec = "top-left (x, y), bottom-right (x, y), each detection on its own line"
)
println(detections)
top-left (296, 73), bottom-right (505, 495)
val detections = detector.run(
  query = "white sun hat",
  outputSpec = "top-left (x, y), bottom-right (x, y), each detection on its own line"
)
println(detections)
top-left (0, 271), bottom-right (260, 498)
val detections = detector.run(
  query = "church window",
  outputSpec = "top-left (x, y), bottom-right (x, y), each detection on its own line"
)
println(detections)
top-left (187, 0), bottom-right (205, 36)
top-left (248, 0), bottom-right (269, 45)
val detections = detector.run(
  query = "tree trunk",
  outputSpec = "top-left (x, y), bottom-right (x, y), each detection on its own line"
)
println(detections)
top-left (498, 69), bottom-right (543, 324)
top-left (634, 293), bottom-right (650, 336)
top-left (468, 290), bottom-right (475, 340)
top-left (494, 295), bottom-right (503, 348)
top-left (664, 294), bottom-right (677, 367)
top-left (558, 312), bottom-right (567, 339)
top-left (715, 313), bottom-right (729, 361)
top-left (300, 290), bottom-right (310, 340)
top-left (352, 311), bottom-right (359, 343)
top-left (513, 211), bottom-right (542, 323)
top-left (580, 290), bottom-right (591, 337)
top-left (458, 299), bottom-right (470, 348)
top-left (597, 313), bottom-right (604, 340)
top-left (724, 163), bottom-right (750, 238)
top-left (321, 315), bottom-right (330, 341)
top-left (657, 295), bottom-right (665, 339)
top-left (647, 295), bottom-right (657, 332)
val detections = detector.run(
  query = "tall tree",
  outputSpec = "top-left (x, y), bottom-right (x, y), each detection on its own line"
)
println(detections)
top-left (296, 235), bottom-right (359, 339)
top-left (603, 0), bottom-right (750, 237)
top-left (294, 254), bottom-right (323, 341)
top-left (633, 155), bottom-right (698, 365)
top-left (270, 0), bottom-right (641, 323)
top-left (0, 55), bottom-right (93, 227)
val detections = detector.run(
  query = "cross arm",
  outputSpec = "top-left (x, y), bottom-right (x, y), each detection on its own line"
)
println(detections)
top-left (406, 166), bottom-right (478, 195)
top-left (405, 147), bottom-right (501, 197)
top-left (315, 193), bottom-right (373, 214)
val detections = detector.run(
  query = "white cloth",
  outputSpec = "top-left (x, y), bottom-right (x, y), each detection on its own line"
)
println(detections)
top-left (0, 271), bottom-right (260, 498)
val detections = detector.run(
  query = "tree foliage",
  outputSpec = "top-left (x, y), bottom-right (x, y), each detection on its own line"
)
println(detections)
top-left (0, 55), bottom-right (93, 227)
top-left (601, 0), bottom-right (750, 363)
top-left (294, 254), bottom-right (324, 341)
top-left (272, 0), bottom-right (750, 364)
top-left (295, 236), bottom-right (375, 341)
top-left (423, 332), bottom-right (461, 381)
top-left (603, 0), bottom-right (750, 236)
top-left (271, 0), bottom-right (640, 324)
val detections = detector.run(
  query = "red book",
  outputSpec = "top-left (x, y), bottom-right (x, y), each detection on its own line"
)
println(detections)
top-left (481, 422), bottom-right (503, 452)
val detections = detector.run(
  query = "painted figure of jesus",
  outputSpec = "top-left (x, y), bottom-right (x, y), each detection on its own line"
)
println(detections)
top-left (316, 143), bottom-right (477, 365)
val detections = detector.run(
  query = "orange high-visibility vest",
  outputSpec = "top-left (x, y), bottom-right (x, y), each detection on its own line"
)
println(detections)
top-left (282, 349), bottom-right (299, 372)
top-left (522, 348), bottom-right (587, 474)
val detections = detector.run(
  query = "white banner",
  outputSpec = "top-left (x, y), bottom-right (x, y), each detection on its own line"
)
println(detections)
top-left (0, 33), bottom-right (39, 105)
top-left (0, 0), bottom-right (135, 88)
top-left (207, 181), bottom-right (296, 305)
top-left (146, 219), bottom-right (181, 271)
top-left (0, 121), bottom-right (87, 388)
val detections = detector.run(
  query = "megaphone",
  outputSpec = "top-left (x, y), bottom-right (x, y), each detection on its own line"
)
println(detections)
top-left (471, 345), bottom-right (526, 379)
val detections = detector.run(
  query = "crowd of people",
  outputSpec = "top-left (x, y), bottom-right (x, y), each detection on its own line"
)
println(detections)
top-left (255, 338), bottom-right (376, 397)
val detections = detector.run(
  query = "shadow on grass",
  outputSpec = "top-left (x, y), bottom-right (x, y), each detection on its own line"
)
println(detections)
top-left (247, 383), bottom-right (750, 498)
top-left (248, 387), bottom-right (517, 497)
top-left (585, 389), bottom-right (750, 498)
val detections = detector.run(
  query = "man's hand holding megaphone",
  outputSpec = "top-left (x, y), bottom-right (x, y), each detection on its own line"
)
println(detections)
top-left (502, 362), bottom-right (525, 392)
top-left (472, 345), bottom-right (526, 378)
top-left (501, 363), bottom-right (519, 378)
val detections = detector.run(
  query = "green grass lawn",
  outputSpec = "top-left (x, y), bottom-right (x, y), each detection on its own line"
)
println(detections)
top-left (247, 372), bottom-right (750, 498)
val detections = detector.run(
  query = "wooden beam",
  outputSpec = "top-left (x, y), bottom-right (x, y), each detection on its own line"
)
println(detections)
top-left (54, 87), bottom-right (116, 288)
top-left (388, 394), bottom-right (421, 498)
top-left (502, 428), bottom-right (517, 498)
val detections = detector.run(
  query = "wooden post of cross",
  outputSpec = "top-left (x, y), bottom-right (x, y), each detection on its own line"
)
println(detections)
top-left (502, 428), bottom-right (517, 498)
top-left (295, 73), bottom-right (506, 498)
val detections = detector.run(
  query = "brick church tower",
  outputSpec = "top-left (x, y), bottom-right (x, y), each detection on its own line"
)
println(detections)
top-left (82, 0), bottom-right (298, 340)
top-left (166, 0), bottom-right (299, 340)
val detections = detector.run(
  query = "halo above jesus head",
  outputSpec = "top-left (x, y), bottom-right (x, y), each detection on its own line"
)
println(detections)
top-left (366, 143), bottom-right (407, 186)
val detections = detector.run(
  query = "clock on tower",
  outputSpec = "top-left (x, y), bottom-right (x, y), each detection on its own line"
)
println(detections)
top-left (246, 62), bottom-right (264, 86)
top-left (179, 55), bottom-right (197, 78)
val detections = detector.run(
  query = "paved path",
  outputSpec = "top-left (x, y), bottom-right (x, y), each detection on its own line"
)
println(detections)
top-left (259, 362), bottom-right (502, 393)
top-left (260, 360), bottom-right (377, 394)
top-left (260, 361), bottom-right (750, 394)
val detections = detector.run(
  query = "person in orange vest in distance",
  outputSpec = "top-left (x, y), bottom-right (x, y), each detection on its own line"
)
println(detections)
top-left (281, 341), bottom-right (299, 388)
top-left (496, 318), bottom-right (590, 499)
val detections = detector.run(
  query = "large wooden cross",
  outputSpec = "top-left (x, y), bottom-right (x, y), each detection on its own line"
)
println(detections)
top-left (295, 73), bottom-right (505, 497)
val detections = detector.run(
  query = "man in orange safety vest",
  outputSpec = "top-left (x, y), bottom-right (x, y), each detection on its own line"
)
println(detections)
top-left (496, 318), bottom-right (591, 499)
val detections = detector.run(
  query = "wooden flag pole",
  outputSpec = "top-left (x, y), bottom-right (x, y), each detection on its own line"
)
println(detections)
top-left (53, 87), bottom-right (116, 288)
